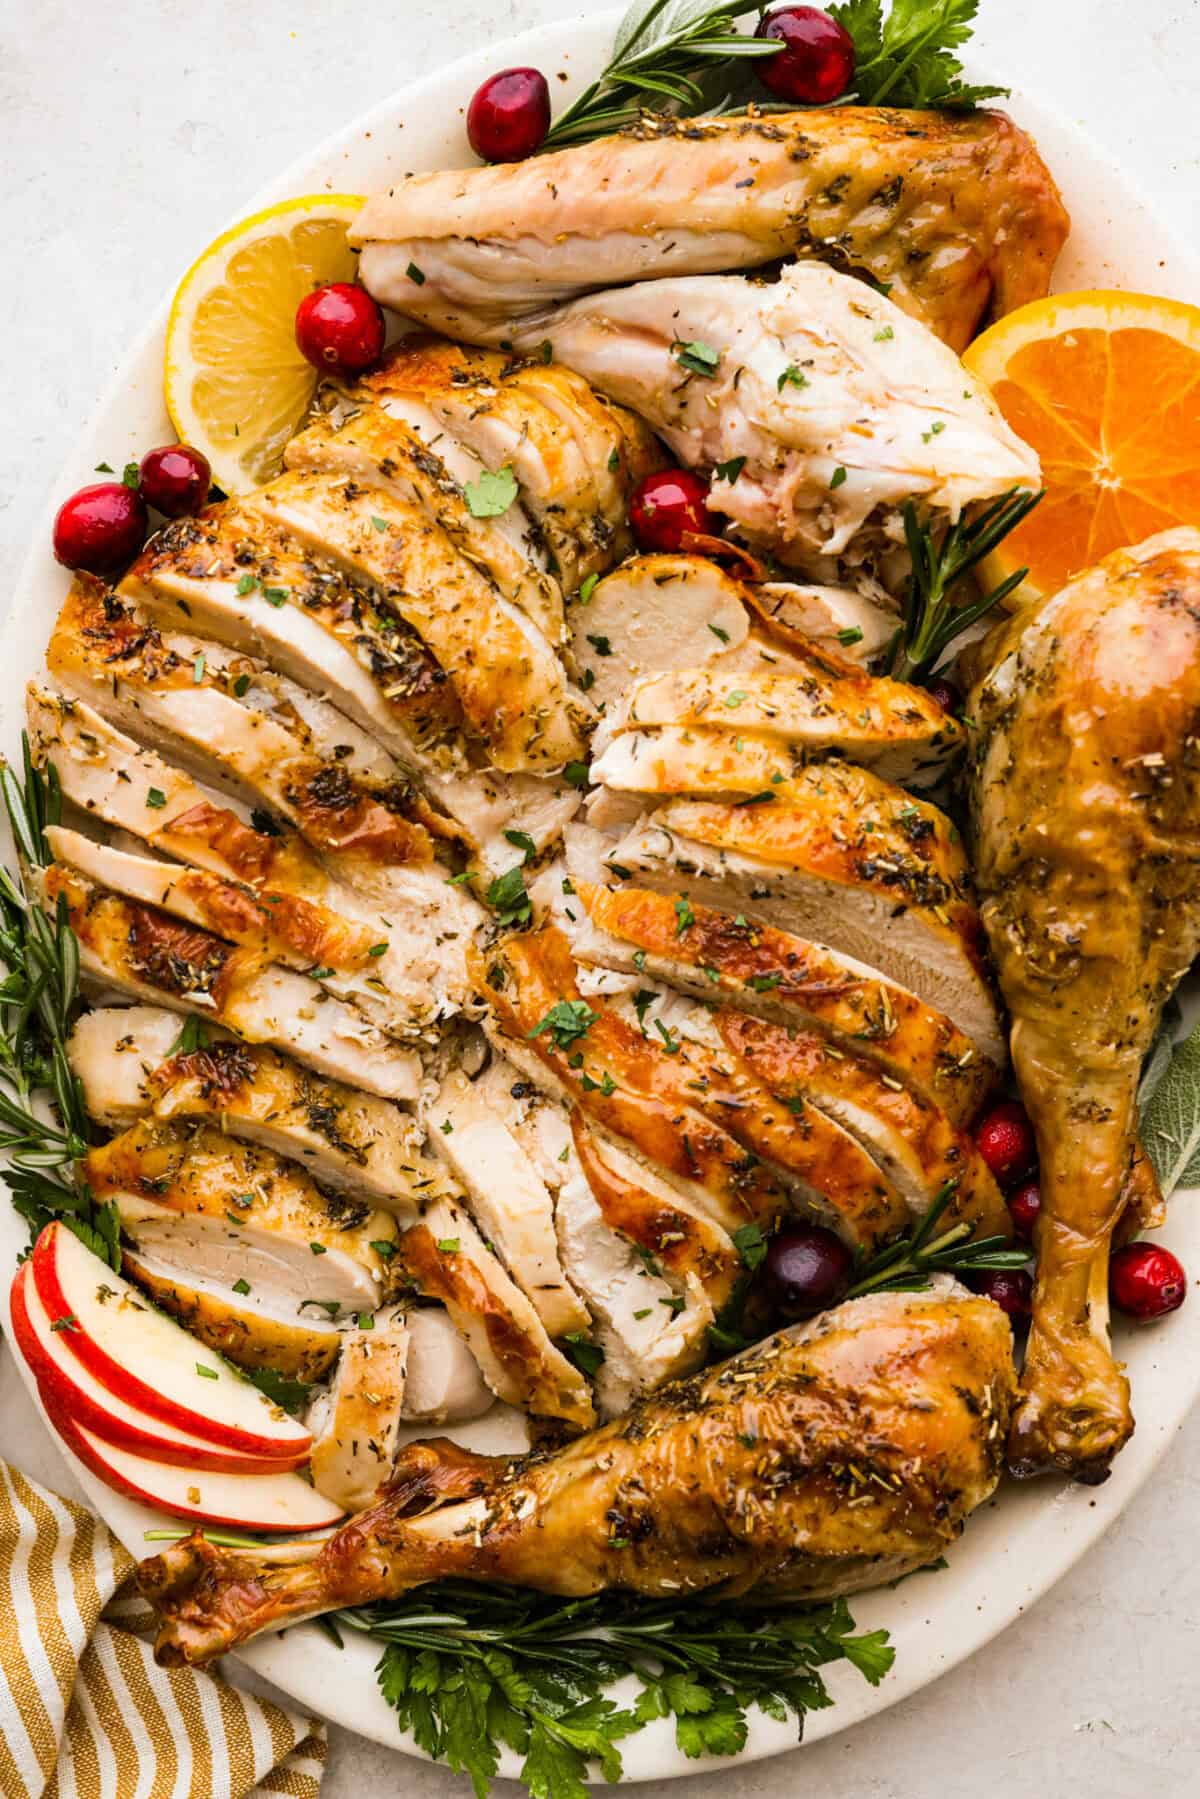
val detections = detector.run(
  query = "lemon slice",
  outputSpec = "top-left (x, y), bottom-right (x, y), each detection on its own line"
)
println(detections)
top-left (164, 195), bottom-right (365, 495)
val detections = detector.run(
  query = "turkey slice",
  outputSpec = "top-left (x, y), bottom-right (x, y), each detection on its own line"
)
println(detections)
top-left (120, 1250), bottom-right (342, 1383)
top-left (398, 1196), bottom-right (595, 1430)
top-left (594, 661), bottom-right (961, 785)
top-left (604, 805), bottom-right (1004, 1065)
top-left (68, 1007), bottom-right (429, 1213)
top-left (560, 872), bottom-right (993, 1125)
top-left (84, 1117), bottom-right (396, 1313)
top-left (39, 863), bottom-right (421, 1101)
top-left (247, 467), bottom-right (588, 773)
top-left (427, 1070), bottom-right (587, 1339)
top-left (473, 927), bottom-right (909, 1252)
top-left (309, 1318), bottom-right (410, 1513)
top-left (569, 555), bottom-right (751, 712)
top-left (715, 1012), bottom-right (1010, 1239)
top-left (554, 1155), bottom-right (709, 1420)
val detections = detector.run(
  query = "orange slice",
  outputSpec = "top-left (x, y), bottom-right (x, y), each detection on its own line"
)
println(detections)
top-left (963, 290), bottom-right (1200, 605)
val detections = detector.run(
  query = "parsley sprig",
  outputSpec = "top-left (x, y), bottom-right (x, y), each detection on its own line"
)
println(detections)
top-left (542, 0), bottom-right (1003, 151)
top-left (887, 487), bottom-right (1043, 685)
top-left (0, 740), bottom-right (116, 1266)
top-left (325, 1580), bottom-right (893, 1797)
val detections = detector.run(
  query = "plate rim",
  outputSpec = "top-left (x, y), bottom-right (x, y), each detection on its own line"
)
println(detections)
top-left (3, 6), bottom-right (1200, 1782)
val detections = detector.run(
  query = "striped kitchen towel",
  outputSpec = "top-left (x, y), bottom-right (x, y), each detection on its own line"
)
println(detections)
top-left (0, 1457), bottom-right (326, 1798)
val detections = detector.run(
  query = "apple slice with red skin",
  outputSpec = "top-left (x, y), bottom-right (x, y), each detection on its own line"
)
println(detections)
top-left (42, 1391), bottom-right (344, 1532)
top-left (31, 1222), bottom-right (311, 1463)
top-left (10, 1263), bottom-right (305, 1474)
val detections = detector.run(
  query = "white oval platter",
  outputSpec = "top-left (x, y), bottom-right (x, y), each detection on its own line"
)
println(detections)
top-left (1, 7), bottom-right (1198, 1782)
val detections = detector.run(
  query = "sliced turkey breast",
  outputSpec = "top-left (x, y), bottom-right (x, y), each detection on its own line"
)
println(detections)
top-left (562, 877), bottom-right (993, 1126)
top-left (308, 1318), bottom-right (410, 1513)
top-left (40, 863), bottom-right (421, 1101)
top-left (554, 1157), bottom-right (709, 1419)
top-left (401, 1307), bottom-right (494, 1423)
top-left (120, 1251), bottom-right (341, 1382)
top-left (604, 805), bottom-right (1004, 1064)
top-left (398, 1195), bottom-right (595, 1429)
top-left (84, 1118), bottom-right (396, 1311)
top-left (247, 468), bottom-right (588, 773)
top-left (124, 510), bottom-right (464, 766)
top-left (427, 1070), bottom-right (587, 1339)
top-left (570, 1112), bottom-right (739, 1312)
top-left (356, 339), bottom-right (638, 598)
top-left (44, 827), bottom-right (439, 1044)
top-left (714, 1013), bottom-right (1009, 1240)
top-left (287, 399), bottom-right (565, 646)
top-left (745, 580), bottom-right (896, 666)
top-left (472, 927), bottom-right (909, 1251)
top-left (594, 662), bottom-right (961, 785)
top-left (568, 555), bottom-right (751, 712)
top-left (68, 1007), bottom-right (429, 1213)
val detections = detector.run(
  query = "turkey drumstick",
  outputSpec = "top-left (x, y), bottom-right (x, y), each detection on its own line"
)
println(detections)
top-left (968, 528), bottom-right (1200, 1482)
top-left (143, 1281), bottom-right (1014, 1666)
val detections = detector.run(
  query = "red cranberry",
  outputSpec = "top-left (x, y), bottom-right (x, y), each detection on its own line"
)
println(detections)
top-left (629, 469), bottom-right (715, 554)
top-left (760, 1222), bottom-right (853, 1320)
top-left (467, 68), bottom-right (551, 163)
top-left (926, 677), bottom-right (961, 717)
top-left (1110, 1242), bottom-right (1187, 1321)
top-left (755, 6), bottom-right (856, 105)
top-left (138, 444), bottom-right (211, 518)
top-left (975, 1100), bottom-right (1038, 1187)
top-left (295, 283), bottom-right (385, 375)
top-left (1008, 1179), bottom-right (1042, 1241)
top-left (968, 1267), bottom-right (1033, 1322)
top-left (52, 482), bottom-right (147, 575)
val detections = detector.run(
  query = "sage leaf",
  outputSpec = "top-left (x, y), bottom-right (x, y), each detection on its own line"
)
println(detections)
top-left (1140, 1012), bottom-right (1200, 1194)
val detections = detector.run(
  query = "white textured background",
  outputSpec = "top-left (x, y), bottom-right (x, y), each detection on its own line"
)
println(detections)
top-left (2, 1), bottom-right (1199, 1794)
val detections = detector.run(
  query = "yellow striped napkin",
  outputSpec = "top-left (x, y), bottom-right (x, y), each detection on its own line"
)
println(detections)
top-left (0, 1457), bottom-right (327, 1799)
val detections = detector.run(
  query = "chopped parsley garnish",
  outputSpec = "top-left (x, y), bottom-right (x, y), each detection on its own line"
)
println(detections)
top-left (370, 515), bottom-right (389, 533)
top-left (777, 365), bottom-right (809, 392)
top-left (405, 261), bottom-right (426, 285)
top-left (464, 466), bottom-right (518, 518)
top-left (838, 626), bottom-right (865, 646)
top-left (195, 1363), bottom-right (218, 1380)
top-left (830, 467), bottom-right (848, 489)
top-left (486, 865), bottom-right (532, 928)
top-left (672, 339), bottom-right (721, 377)
top-left (607, 447), bottom-right (620, 473)
top-left (713, 456), bottom-right (746, 484)
top-left (262, 586), bottom-right (288, 606)
top-left (503, 829), bottom-right (538, 865)
top-left (563, 761), bottom-right (590, 789)
top-left (578, 572), bottom-right (599, 606)
top-left (562, 1331), bottom-right (605, 1376)
top-left (732, 1223), bottom-right (768, 1272)
top-left (633, 988), bottom-right (659, 1030)
top-left (874, 326), bottom-right (895, 342)
top-left (145, 787), bottom-right (167, 809)
top-left (708, 622), bottom-right (730, 643)
top-left (586, 633), bottom-right (612, 657)
top-left (232, 1278), bottom-right (251, 1296)
top-left (436, 1238), bottom-right (461, 1255)
top-left (528, 999), bottom-right (597, 1051)
top-left (236, 574), bottom-right (259, 596)
top-left (674, 895), bottom-right (695, 936)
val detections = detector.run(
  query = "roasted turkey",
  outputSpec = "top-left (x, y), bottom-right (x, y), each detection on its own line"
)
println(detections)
top-left (142, 1280), bottom-right (1016, 1666)
top-left (353, 108), bottom-right (1068, 352)
top-left (968, 528), bottom-right (1200, 1482)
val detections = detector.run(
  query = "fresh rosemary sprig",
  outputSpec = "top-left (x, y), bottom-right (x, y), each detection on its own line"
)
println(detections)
top-left (886, 487), bottom-right (1043, 685)
top-left (0, 738), bottom-right (116, 1267)
top-left (545, 1), bottom-right (781, 148)
top-left (845, 1178), bottom-right (1029, 1299)
top-left (324, 1579), bottom-right (893, 1797)
top-left (543, 0), bottom-right (1004, 150)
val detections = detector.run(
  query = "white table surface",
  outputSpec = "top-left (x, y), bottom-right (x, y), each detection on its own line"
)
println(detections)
top-left (2, 1), bottom-right (1199, 1793)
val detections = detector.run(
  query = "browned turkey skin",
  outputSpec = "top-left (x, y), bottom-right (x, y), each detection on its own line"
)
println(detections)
top-left (143, 1283), bottom-right (1014, 1667)
top-left (969, 528), bottom-right (1200, 1483)
top-left (353, 108), bottom-right (1069, 353)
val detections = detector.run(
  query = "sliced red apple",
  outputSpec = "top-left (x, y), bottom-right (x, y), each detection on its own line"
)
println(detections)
top-left (31, 1222), bottom-right (311, 1462)
top-left (10, 1264), bottom-right (305, 1474)
top-left (43, 1394), bottom-right (344, 1531)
